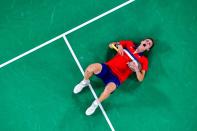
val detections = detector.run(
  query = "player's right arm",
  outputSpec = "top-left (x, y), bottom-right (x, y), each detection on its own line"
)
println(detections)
top-left (119, 40), bottom-right (135, 49)
top-left (109, 42), bottom-right (124, 56)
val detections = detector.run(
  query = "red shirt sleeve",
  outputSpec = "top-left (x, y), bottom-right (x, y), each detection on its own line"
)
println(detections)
top-left (140, 56), bottom-right (148, 71)
top-left (119, 40), bottom-right (135, 49)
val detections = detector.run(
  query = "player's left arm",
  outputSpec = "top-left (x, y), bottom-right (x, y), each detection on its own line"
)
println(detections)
top-left (127, 61), bottom-right (146, 82)
top-left (136, 56), bottom-right (148, 82)
top-left (136, 70), bottom-right (146, 82)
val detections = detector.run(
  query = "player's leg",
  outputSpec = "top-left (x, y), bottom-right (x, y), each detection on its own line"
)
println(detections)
top-left (85, 82), bottom-right (116, 115)
top-left (73, 63), bottom-right (102, 94)
top-left (98, 82), bottom-right (116, 102)
top-left (84, 63), bottom-right (102, 80)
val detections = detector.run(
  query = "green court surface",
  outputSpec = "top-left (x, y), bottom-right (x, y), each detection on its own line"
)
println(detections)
top-left (0, 0), bottom-right (197, 131)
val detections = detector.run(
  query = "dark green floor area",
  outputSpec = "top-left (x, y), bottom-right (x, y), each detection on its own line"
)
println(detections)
top-left (0, 39), bottom-right (110, 131)
top-left (0, 0), bottom-right (125, 63)
top-left (1, 0), bottom-right (197, 131)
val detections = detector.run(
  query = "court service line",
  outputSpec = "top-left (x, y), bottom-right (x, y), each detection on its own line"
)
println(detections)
top-left (63, 36), bottom-right (115, 131)
top-left (0, 0), bottom-right (135, 68)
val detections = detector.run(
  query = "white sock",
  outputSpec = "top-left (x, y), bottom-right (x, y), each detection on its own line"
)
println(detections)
top-left (93, 100), bottom-right (99, 106)
top-left (82, 79), bottom-right (90, 84)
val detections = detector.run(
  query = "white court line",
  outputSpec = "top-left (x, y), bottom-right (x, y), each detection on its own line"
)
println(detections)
top-left (64, 0), bottom-right (135, 35)
top-left (0, 0), bottom-right (135, 68)
top-left (63, 36), bottom-right (115, 131)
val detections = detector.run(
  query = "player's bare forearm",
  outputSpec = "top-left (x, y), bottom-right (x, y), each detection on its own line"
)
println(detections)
top-left (136, 70), bottom-right (145, 82)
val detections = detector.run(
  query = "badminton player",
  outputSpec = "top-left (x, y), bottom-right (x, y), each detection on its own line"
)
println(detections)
top-left (74, 38), bottom-right (154, 115)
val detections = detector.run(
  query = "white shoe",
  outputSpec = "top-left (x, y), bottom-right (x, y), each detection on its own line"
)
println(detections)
top-left (73, 80), bottom-right (90, 94)
top-left (85, 100), bottom-right (99, 116)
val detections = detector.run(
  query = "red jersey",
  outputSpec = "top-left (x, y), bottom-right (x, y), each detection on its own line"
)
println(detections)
top-left (105, 40), bottom-right (148, 83)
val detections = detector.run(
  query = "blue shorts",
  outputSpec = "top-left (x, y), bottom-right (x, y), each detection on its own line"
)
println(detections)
top-left (95, 63), bottom-right (120, 87)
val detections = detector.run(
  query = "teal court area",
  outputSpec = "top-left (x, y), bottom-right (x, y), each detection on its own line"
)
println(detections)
top-left (0, 0), bottom-right (197, 130)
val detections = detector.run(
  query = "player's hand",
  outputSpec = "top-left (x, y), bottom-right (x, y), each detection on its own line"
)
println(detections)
top-left (109, 42), bottom-right (116, 49)
top-left (117, 45), bottom-right (124, 56)
top-left (127, 61), bottom-right (139, 72)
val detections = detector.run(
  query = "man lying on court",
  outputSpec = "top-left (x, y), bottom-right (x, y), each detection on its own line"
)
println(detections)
top-left (73, 38), bottom-right (154, 116)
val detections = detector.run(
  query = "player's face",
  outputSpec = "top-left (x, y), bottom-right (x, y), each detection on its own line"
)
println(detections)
top-left (139, 39), bottom-right (153, 52)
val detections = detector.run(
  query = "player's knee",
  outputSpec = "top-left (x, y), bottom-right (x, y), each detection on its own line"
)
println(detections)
top-left (86, 64), bottom-right (96, 72)
top-left (88, 63), bottom-right (102, 74)
top-left (85, 68), bottom-right (93, 76)
top-left (105, 86), bottom-right (116, 94)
